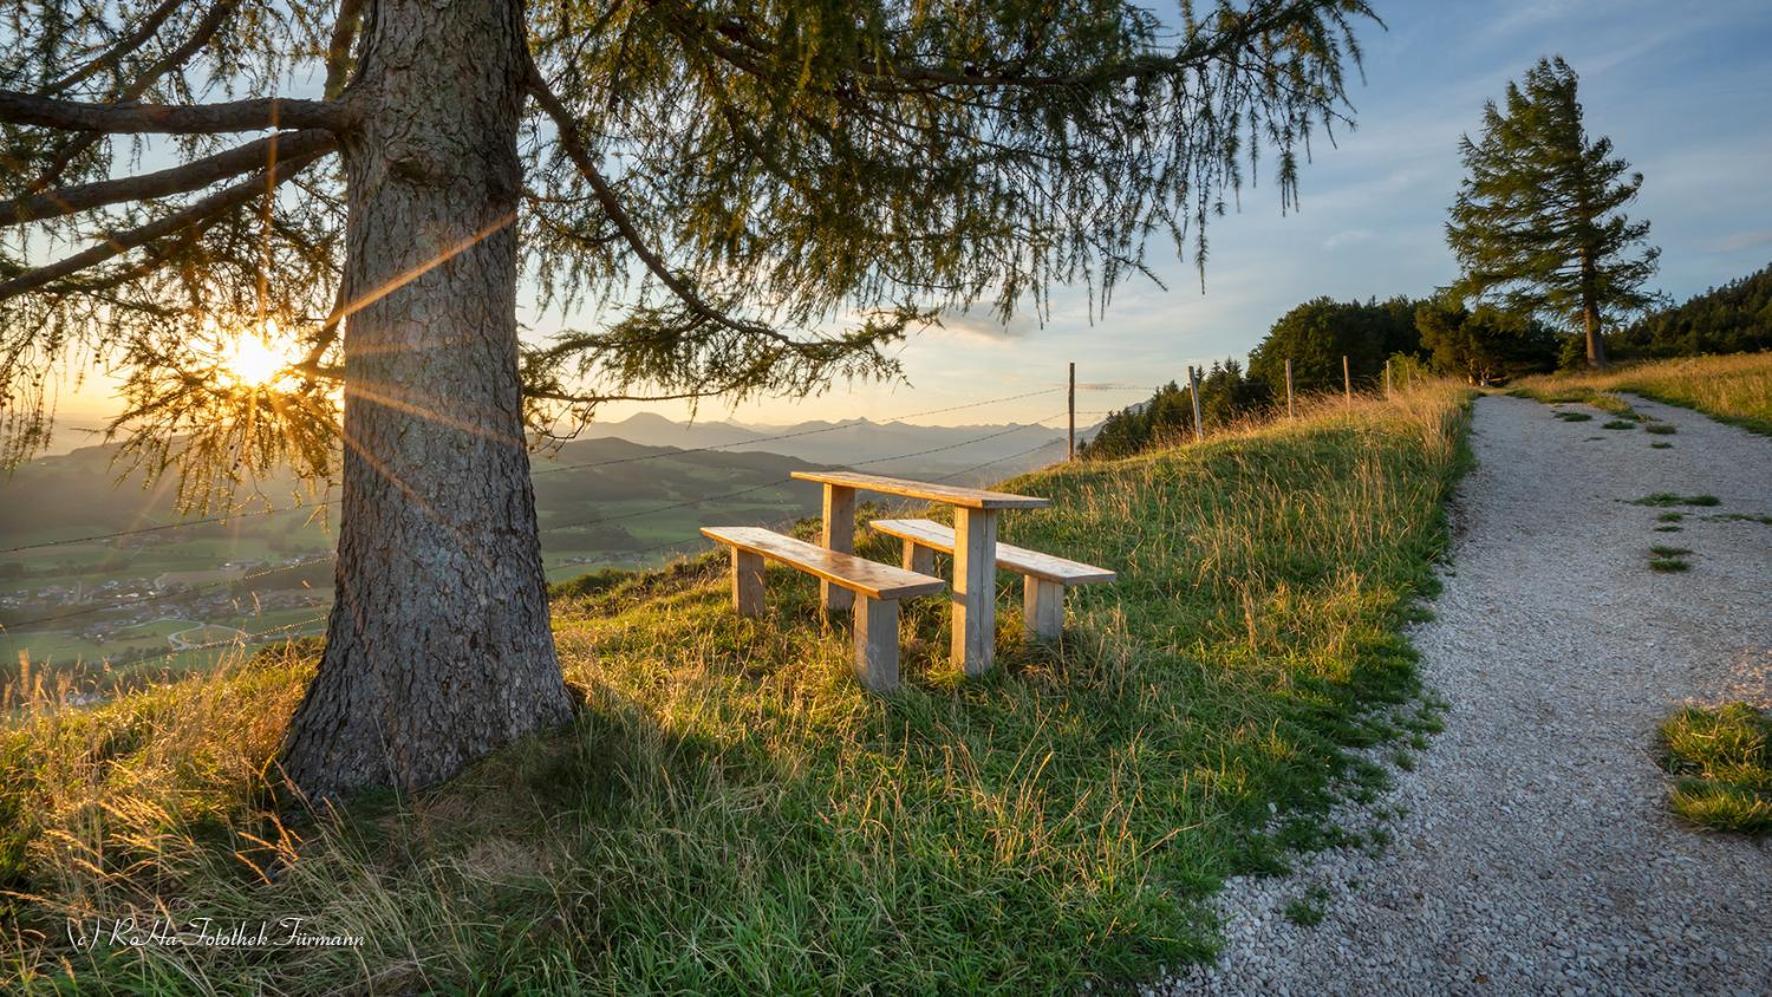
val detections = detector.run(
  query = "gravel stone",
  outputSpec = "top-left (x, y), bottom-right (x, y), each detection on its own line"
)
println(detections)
top-left (1158, 394), bottom-right (1772, 996)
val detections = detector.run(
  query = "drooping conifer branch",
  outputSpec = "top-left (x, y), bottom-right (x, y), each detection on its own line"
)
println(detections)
top-left (0, 129), bottom-right (336, 225)
top-left (0, 148), bottom-right (330, 300)
top-left (0, 90), bottom-right (354, 134)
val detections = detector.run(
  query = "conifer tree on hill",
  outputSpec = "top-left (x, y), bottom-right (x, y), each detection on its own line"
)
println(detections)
top-left (0, 0), bottom-right (1375, 800)
top-left (1446, 56), bottom-right (1659, 368)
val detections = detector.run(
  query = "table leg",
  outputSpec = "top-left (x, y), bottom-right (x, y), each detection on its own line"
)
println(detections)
top-left (732, 548), bottom-right (765, 617)
top-left (821, 484), bottom-right (856, 614)
top-left (950, 506), bottom-right (998, 676)
top-left (902, 538), bottom-right (936, 575)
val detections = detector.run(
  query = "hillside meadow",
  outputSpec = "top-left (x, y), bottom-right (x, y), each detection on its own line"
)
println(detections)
top-left (2, 383), bottom-right (1472, 993)
top-left (1510, 352), bottom-right (1772, 435)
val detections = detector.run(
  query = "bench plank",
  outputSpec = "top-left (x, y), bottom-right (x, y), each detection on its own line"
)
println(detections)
top-left (791, 470), bottom-right (1051, 510)
top-left (869, 519), bottom-right (1116, 585)
top-left (701, 526), bottom-right (945, 600)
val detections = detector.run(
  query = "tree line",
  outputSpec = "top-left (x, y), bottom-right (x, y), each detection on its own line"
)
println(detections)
top-left (1082, 260), bottom-right (1770, 459)
top-left (1084, 55), bottom-right (1766, 460)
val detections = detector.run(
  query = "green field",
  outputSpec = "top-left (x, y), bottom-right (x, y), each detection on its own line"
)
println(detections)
top-left (3, 443), bottom-right (821, 683)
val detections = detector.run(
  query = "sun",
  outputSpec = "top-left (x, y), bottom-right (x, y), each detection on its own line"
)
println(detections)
top-left (216, 318), bottom-right (300, 390)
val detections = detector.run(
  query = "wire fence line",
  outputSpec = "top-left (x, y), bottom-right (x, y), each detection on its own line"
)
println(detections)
top-left (3, 385), bottom-right (1110, 555)
top-left (3, 402), bottom-right (1083, 634)
top-left (29, 430), bottom-right (1080, 675)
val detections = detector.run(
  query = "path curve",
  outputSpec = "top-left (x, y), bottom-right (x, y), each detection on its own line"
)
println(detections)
top-left (1164, 393), bottom-right (1772, 996)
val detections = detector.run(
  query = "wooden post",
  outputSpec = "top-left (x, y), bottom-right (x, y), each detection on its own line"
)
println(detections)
top-left (1067, 361), bottom-right (1076, 460)
top-left (1022, 576), bottom-right (1064, 640)
top-left (852, 596), bottom-right (900, 693)
top-left (1385, 358), bottom-right (1392, 399)
top-left (1188, 364), bottom-right (1204, 443)
top-left (901, 538), bottom-right (935, 576)
top-left (1342, 355), bottom-right (1352, 406)
top-left (732, 549), bottom-right (765, 617)
top-left (820, 484), bottom-right (856, 614)
top-left (1285, 358), bottom-right (1295, 419)
top-left (950, 506), bottom-right (998, 676)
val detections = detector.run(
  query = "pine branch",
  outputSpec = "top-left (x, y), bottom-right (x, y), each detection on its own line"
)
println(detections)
top-left (0, 130), bottom-right (337, 226)
top-left (0, 91), bottom-right (354, 135)
top-left (323, 0), bottom-right (368, 99)
top-left (0, 148), bottom-right (329, 300)
top-left (25, 0), bottom-right (249, 193)
top-left (523, 64), bottom-right (798, 349)
top-left (38, 0), bottom-right (186, 96)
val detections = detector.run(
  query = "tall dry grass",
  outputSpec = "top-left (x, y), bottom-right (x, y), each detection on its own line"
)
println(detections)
top-left (1512, 353), bottom-right (1772, 435)
top-left (2, 381), bottom-right (1473, 993)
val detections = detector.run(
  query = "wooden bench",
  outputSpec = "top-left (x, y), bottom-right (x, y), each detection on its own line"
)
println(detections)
top-left (791, 470), bottom-right (1050, 676)
top-left (700, 526), bottom-right (945, 693)
top-left (867, 518), bottom-right (1115, 641)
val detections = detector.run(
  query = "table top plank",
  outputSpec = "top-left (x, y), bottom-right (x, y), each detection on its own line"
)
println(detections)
top-left (869, 518), bottom-right (1116, 584)
top-left (790, 470), bottom-right (1050, 510)
top-left (702, 527), bottom-right (946, 600)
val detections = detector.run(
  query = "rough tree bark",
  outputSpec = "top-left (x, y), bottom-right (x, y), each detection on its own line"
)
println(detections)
top-left (280, 0), bottom-right (572, 800)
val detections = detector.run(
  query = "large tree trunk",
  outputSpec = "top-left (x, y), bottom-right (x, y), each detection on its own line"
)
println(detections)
top-left (280, 0), bottom-right (572, 801)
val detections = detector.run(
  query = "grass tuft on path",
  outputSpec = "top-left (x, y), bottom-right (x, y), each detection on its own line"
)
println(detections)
top-left (1659, 703), bottom-right (1772, 835)
top-left (1631, 493), bottom-right (1720, 508)
top-left (0, 386), bottom-right (1473, 993)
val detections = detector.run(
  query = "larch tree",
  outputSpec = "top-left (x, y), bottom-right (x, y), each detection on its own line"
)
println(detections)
top-left (1446, 56), bottom-right (1659, 367)
top-left (1, 0), bottom-right (1375, 801)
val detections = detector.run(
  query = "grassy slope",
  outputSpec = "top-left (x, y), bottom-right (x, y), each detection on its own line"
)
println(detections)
top-left (1511, 352), bottom-right (1772, 435)
top-left (1, 385), bottom-right (1470, 994)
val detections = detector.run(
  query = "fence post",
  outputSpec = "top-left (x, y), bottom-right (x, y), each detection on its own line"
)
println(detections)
top-left (1067, 361), bottom-right (1076, 460)
top-left (1343, 355), bottom-right (1352, 407)
top-left (1285, 358), bottom-right (1295, 419)
top-left (1385, 358), bottom-right (1392, 399)
top-left (1188, 364), bottom-right (1204, 443)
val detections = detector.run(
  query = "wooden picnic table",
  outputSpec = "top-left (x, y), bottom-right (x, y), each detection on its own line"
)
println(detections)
top-left (790, 470), bottom-right (1051, 676)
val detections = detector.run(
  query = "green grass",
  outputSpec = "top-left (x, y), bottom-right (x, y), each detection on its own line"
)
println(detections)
top-left (1513, 353), bottom-right (1772, 436)
top-left (1631, 493), bottom-right (1721, 508)
top-left (1648, 558), bottom-right (1691, 573)
top-left (1650, 441), bottom-right (1673, 449)
top-left (1643, 423), bottom-right (1677, 435)
top-left (1282, 884), bottom-right (1332, 927)
top-left (1600, 419), bottom-right (1637, 431)
top-left (0, 387), bottom-right (1474, 993)
top-left (1652, 525), bottom-right (1682, 533)
top-left (1659, 703), bottom-right (1772, 835)
top-left (1523, 388), bottom-right (1636, 417)
top-left (1657, 512), bottom-right (1684, 522)
top-left (1707, 513), bottom-right (1772, 526)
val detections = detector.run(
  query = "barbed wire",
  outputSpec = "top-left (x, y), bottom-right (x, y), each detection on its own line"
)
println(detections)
top-left (4, 414), bottom-right (1068, 632)
top-left (2, 387), bottom-right (1069, 554)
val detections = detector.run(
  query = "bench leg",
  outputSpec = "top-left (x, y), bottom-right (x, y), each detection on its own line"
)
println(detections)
top-left (950, 507), bottom-right (998, 677)
top-left (852, 596), bottom-right (900, 693)
top-left (732, 549), bottom-right (765, 617)
top-left (1023, 576), bottom-right (1064, 641)
top-left (821, 484), bottom-right (856, 615)
top-left (901, 538), bottom-right (936, 576)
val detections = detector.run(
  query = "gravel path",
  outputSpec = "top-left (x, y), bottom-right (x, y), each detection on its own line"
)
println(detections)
top-left (1163, 393), bottom-right (1772, 996)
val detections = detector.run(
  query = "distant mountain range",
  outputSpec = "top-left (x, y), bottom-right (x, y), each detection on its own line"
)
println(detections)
top-left (1, 416), bottom-right (1074, 671)
top-left (2, 416), bottom-right (1069, 581)
top-left (561, 412), bottom-right (1069, 480)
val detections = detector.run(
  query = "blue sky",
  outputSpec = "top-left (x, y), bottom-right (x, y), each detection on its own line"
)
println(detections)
top-left (584, 0), bottom-right (1771, 429)
top-left (46, 0), bottom-right (1772, 439)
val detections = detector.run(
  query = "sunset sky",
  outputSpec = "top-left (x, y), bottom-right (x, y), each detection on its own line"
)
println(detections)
top-left (42, 0), bottom-right (1772, 446)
